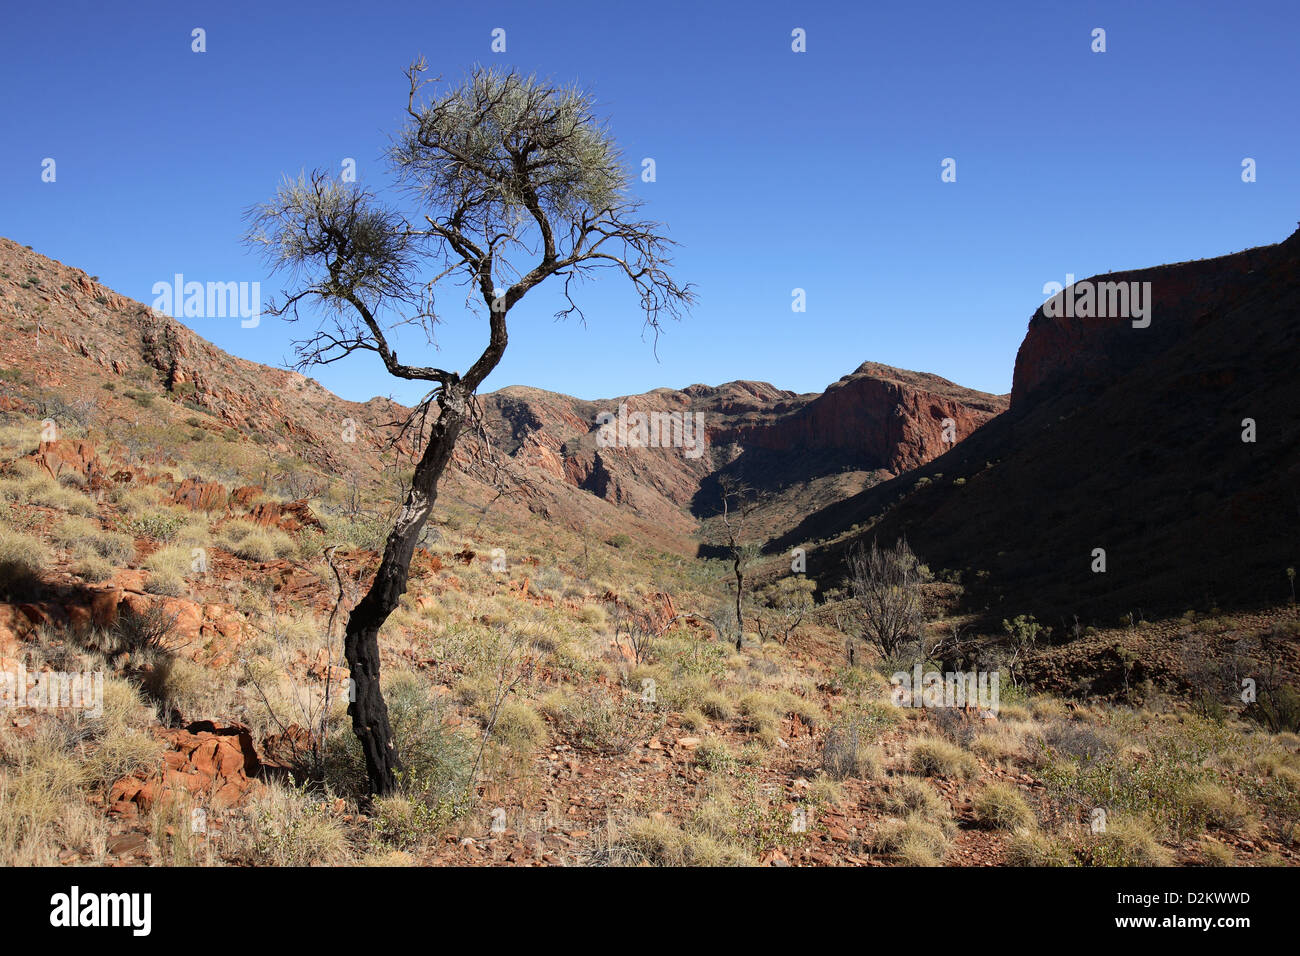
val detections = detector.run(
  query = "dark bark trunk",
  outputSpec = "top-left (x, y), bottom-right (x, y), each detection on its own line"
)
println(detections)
top-left (343, 385), bottom-right (468, 795)
top-left (733, 559), bottom-right (744, 650)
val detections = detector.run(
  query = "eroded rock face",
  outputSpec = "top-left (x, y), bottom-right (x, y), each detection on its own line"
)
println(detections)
top-left (480, 368), bottom-right (1006, 527)
top-left (1010, 239), bottom-right (1294, 409)
top-left (109, 720), bottom-right (263, 817)
top-left (247, 498), bottom-right (323, 533)
top-left (709, 365), bottom-right (1004, 474)
top-left (172, 477), bottom-right (227, 511)
top-left (33, 440), bottom-right (109, 490)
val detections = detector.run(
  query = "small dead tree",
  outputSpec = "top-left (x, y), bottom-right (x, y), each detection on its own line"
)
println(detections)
top-left (613, 607), bottom-right (659, 667)
top-left (247, 61), bottom-right (692, 794)
top-left (847, 538), bottom-right (929, 661)
top-left (1000, 614), bottom-right (1048, 687)
top-left (759, 576), bottom-right (817, 645)
top-left (468, 632), bottom-right (537, 799)
top-left (716, 476), bottom-right (759, 650)
top-left (280, 467), bottom-right (325, 501)
top-left (923, 619), bottom-right (978, 673)
top-left (338, 468), bottom-right (368, 520)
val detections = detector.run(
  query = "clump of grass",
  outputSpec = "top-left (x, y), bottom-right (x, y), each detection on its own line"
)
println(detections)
top-left (72, 552), bottom-right (113, 582)
top-left (539, 687), bottom-right (644, 755)
top-left (97, 675), bottom-right (157, 731)
top-left (0, 526), bottom-right (49, 598)
top-left (14, 473), bottom-right (97, 515)
top-left (218, 521), bottom-right (295, 562)
top-left (807, 774), bottom-right (843, 806)
top-left (885, 776), bottom-right (949, 820)
top-left (908, 736), bottom-right (978, 778)
top-left (0, 724), bottom-right (91, 863)
top-left (597, 815), bottom-right (752, 867)
top-left (736, 690), bottom-right (782, 742)
top-left (491, 699), bottom-right (549, 750)
top-left (699, 690), bottom-right (734, 721)
top-left (120, 508), bottom-right (187, 542)
top-left (1185, 781), bottom-right (1257, 835)
top-left (141, 543), bottom-right (195, 596)
top-left (1197, 839), bottom-right (1236, 867)
top-left (505, 617), bottom-right (562, 654)
top-left (85, 723), bottom-right (166, 790)
top-left (973, 781), bottom-right (1036, 831)
top-left (139, 655), bottom-right (210, 723)
top-left (358, 849), bottom-right (416, 867)
top-left (1036, 719), bottom-right (1117, 764)
top-left (871, 814), bottom-right (949, 866)
top-left (575, 602), bottom-right (607, 628)
top-left (1088, 816), bottom-right (1174, 867)
top-left (971, 721), bottom-right (1031, 764)
top-left (679, 707), bottom-right (708, 732)
top-left (144, 569), bottom-right (187, 596)
top-left (150, 792), bottom-right (204, 865)
top-left (240, 780), bottom-right (351, 866)
top-left (646, 671), bottom-right (707, 713)
top-left (779, 691), bottom-right (822, 729)
top-left (144, 543), bottom-right (193, 576)
top-left (1004, 827), bottom-right (1073, 866)
top-left (1030, 696), bottom-right (1071, 721)
top-left (822, 715), bottom-right (883, 780)
top-left (55, 516), bottom-right (135, 565)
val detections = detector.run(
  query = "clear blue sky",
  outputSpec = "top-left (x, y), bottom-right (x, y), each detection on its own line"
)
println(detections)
top-left (2, 0), bottom-right (1295, 405)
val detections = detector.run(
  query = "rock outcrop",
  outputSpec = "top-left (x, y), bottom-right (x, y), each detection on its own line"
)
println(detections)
top-left (1011, 240), bottom-right (1292, 407)
top-left (710, 363), bottom-right (1004, 474)
top-left (108, 720), bottom-right (263, 817)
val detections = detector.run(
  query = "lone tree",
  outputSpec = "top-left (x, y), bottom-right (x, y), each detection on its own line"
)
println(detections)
top-left (716, 476), bottom-right (760, 650)
top-left (247, 60), bottom-right (693, 794)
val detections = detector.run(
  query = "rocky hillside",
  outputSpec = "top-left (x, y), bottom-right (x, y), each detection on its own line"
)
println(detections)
top-left (792, 227), bottom-right (1300, 624)
top-left (2, 236), bottom-right (1297, 871)
top-left (0, 236), bottom-right (1006, 552)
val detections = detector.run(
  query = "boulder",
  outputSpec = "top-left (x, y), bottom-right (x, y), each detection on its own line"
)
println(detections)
top-left (109, 720), bottom-right (262, 815)
top-left (172, 477), bottom-right (227, 511)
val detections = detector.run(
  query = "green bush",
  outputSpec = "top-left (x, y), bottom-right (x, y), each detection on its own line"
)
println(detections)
top-left (328, 670), bottom-right (475, 834)
top-left (1247, 685), bottom-right (1300, 735)
top-left (694, 737), bottom-right (737, 773)
top-left (542, 687), bottom-right (643, 754)
top-left (122, 510), bottom-right (187, 542)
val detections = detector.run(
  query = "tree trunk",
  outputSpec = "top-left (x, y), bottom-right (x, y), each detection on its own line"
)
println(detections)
top-left (343, 385), bottom-right (468, 795)
top-left (733, 559), bottom-right (744, 650)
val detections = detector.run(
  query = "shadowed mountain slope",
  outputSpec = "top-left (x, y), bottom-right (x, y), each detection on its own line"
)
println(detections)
top-left (790, 228), bottom-right (1300, 625)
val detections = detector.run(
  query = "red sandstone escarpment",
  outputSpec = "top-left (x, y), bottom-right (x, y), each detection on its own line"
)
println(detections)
top-left (1010, 230), bottom-right (1300, 409)
top-left (710, 364), bottom-right (1005, 473)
